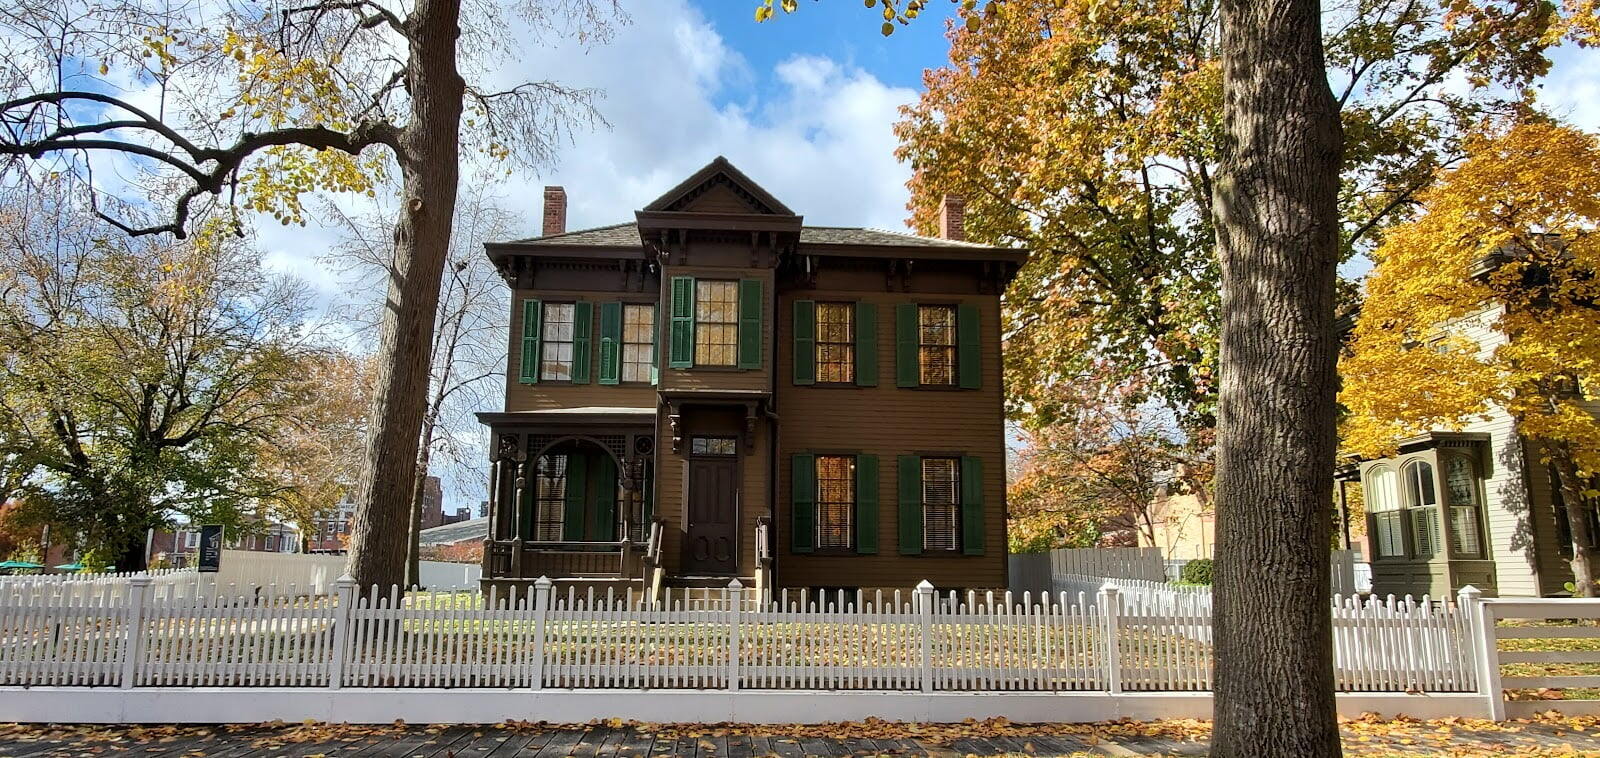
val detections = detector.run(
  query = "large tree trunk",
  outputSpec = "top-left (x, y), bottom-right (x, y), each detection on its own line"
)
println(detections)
top-left (344, 0), bottom-right (465, 592)
top-left (1210, 0), bottom-right (1345, 751)
top-left (1551, 445), bottom-right (1598, 597)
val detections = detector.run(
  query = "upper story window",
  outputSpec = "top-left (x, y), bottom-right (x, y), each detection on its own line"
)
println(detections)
top-left (922, 457), bottom-right (960, 552)
top-left (816, 455), bottom-right (855, 550)
top-left (816, 303), bottom-right (855, 383)
top-left (540, 303), bottom-right (576, 381)
top-left (694, 280), bottom-right (738, 366)
top-left (622, 304), bottom-right (655, 383)
top-left (918, 305), bottom-right (957, 386)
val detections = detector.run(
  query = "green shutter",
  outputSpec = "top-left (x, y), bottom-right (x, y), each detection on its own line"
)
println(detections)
top-left (960, 456), bottom-right (985, 555)
top-left (957, 303), bottom-right (981, 390)
top-left (519, 299), bottom-right (541, 384)
top-left (793, 300), bottom-right (816, 385)
top-left (856, 454), bottom-right (879, 554)
top-left (791, 454), bottom-right (816, 554)
top-left (563, 454), bottom-right (587, 542)
top-left (895, 303), bottom-right (919, 388)
top-left (571, 302), bottom-right (593, 384)
top-left (598, 301), bottom-right (622, 385)
top-left (855, 302), bottom-right (877, 387)
top-left (669, 277), bottom-right (694, 368)
top-left (897, 455), bottom-right (922, 555)
top-left (590, 454), bottom-right (617, 541)
top-left (738, 279), bottom-right (763, 370)
top-left (518, 466), bottom-right (536, 541)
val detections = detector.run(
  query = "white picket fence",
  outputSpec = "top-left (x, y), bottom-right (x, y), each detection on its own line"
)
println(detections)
top-left (0, 575), bottom-right (1479, 694)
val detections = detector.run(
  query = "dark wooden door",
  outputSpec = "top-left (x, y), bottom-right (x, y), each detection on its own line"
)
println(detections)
top-left (684, 458), bottom-right (738, 574)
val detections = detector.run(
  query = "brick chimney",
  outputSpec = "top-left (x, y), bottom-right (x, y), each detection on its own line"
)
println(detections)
top-left (542, 186), bottom-right (567, 237)
top-left (938, 194), bottom-right (966, 241)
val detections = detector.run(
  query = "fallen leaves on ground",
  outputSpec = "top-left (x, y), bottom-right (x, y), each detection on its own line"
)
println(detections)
top-left (0, 712), bottom-right (1596, 756)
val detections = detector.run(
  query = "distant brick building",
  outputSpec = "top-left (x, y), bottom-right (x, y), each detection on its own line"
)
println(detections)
top-left (420, 476), bottom-right (445, 529)
top-left (306, 497), bottom-right (358, 554)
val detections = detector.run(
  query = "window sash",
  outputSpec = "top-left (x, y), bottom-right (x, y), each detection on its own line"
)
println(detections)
top-left (1374, 511), bottom-right (1405, 558)
top-left (1404, 461), bottom-right (1437, 507)
top-left (816, 455), bottom-right (855, 550)
top-left (1449, 505), bottom-right (1482, 557)
top-left (694, 281), bottom-right (739, 366)
top-left (540, 303), bottom-right (576, 381)
top-left (622, 304), bottom-right (655, 383)
top-left (534, 454), bottom-right (568, 541)
top-left (918, 306), bottom-right (957, 386)
top-left (816, 303), bottom-right (855, 384)
top-left (922, 457), bottom-right (960, 551)
top-left (690, 437), bottom-right (737, 456)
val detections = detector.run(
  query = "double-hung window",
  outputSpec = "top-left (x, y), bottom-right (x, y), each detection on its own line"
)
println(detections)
top-left (694, 280), bottom-right (739, 366)
top-left (621, 304), bottom-right (655, 383)
top-left (1443, 454), bottom-right (1484, 558)
top-left (1403, 460), bottom-right (1441, 557)
top-left (918, 305), bottom-right (957, 386)
top-left (540, 303), bottom-right (576, 381)
top-left (816, 455), bottom-right (855, 550)
top-left (922, 457), bottom-right (960, 552)
top-left (816, 303), bottom-right (855, 383)
top-left (533, 454), bottom-right (568, 541)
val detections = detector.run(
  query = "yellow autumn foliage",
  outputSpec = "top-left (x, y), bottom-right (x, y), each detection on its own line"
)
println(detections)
top-left (1342, 121), bottom-right (1600, 479)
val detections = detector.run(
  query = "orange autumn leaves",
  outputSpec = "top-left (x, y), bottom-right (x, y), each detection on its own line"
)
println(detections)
top-left (1341, 122), bottom-right (1600, 483)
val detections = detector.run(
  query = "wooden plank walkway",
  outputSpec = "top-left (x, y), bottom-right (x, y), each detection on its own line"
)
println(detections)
top-left (1, 721), bottom-right (1598, 756)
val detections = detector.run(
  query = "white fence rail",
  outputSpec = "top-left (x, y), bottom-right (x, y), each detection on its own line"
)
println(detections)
top-left (0, 575), bottom-right (1478, 695)
top-left (1476, 596), bottom-right (1600, 720)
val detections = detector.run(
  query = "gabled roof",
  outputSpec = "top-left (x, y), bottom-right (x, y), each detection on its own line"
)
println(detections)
top-left (642, 156), bottom-right (795, 215)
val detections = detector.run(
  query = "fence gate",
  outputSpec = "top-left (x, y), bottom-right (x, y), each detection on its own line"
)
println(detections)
top-left (1477, 597), bottom-right (1600, 720)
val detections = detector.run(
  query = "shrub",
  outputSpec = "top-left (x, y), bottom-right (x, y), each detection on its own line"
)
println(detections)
top-left (1179, 558), bottom-right (1214, 586)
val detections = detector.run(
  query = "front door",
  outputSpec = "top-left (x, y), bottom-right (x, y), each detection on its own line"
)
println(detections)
top-left (684, 454), bottom-right (738, 574)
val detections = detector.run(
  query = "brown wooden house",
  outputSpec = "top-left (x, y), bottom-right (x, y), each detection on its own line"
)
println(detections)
top-left (476, 158), bottom-right (1027, 594)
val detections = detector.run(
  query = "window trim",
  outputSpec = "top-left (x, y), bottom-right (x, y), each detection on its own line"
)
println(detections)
top-left (920, 456), bottom-right (962, 553)
top-left (619, 302), bottom-right (657, 385)
top-left (693, 279), bottom-right (740, 367)
top-left (814, 302), bottom-right (856, 386)
top-left (916, 303), bottom-right (959, 388)
top-left (1440, 451), bottom-right (1487, 559)
top-left (813, 453), bottom-right (856, 553)
top-left (539, 301), bottom-right (578, 383)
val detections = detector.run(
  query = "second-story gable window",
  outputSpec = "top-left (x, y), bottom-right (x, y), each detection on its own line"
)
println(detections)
top-left (695, 280), bottom-right (739, 366)
top-left (816, 303), bottom-right (855, 383)
top-left (918, 305), bottom-right (958, 386)
top-left (622, 304), bottom-right (656, 383)
top-left (541, 303), bottom-right (576, 381)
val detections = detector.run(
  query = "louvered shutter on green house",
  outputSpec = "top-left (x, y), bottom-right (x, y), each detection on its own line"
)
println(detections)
top-left (519, 299), bottom-right (541, 384)
top-left (897, 455), bottom-right (922, 555)
top-left (590, 454), bottom-right (617, 541)
top-left (598, 301), bottom-right (622, 385)
top-left (669, 277), bottom-right (694, 368)
top-left (738, 279), bottom-right (763, 369)
top-left (518, 468), bottom-right (536, 541)
top-left (960, 456), bottom-right (984, 555)
top-left (791, 454), bottom-right (816, 553)
top-left (571, 302), bottom-right (593, 384)
top-left (855, 454), bottom-right (879, 554)
top-left (792, 300), bottom-right (816, 385)
top-left (563, 454), bottom-right (588, 542)
top-left (957, 303), bottom-right (981, 390)
top-left (895, 304), bottom-right (919, 388)
top-left (855, 302), bottom-right (877, 387)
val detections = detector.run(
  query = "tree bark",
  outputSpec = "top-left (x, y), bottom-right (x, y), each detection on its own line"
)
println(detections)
top-left (344, 0), bottom-right (465, 592)
top-left (1551, 445), bottom-right (1598, 597)
top-left (1210, 0), bottom-right (1345, 751)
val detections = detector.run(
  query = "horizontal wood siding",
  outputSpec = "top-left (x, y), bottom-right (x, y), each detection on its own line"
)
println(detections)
top-left (504, 289), bottom-right (659, 412)
top-left (774, 290), bottom-right (1007, 590)
top-left (653, 408), bottom-right (770, 578)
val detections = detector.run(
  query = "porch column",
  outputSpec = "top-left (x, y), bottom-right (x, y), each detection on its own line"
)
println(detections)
top-left (511, 457), bottom-right (528, 576)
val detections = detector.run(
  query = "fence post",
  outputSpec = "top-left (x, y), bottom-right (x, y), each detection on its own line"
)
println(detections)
top-left (915, 580), bottom-right (935, 693)
top-left (727, 579), bottom-right (743, 692)
top-left (1098, 583), bottom-right (1122, 695)
top-left (1458, 585), bottom-right (1502, 720)
top-left (531, 576), bottom-right (552, 691)
top-left (119, 575), bottom-right (152, 690)
top-left (328, 574), bottom-right (355, 690)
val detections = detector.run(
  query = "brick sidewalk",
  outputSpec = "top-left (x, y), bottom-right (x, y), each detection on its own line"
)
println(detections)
top-left (1, 719), bottom-right (1598, 756)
